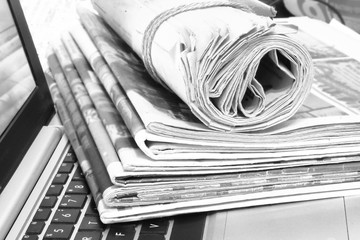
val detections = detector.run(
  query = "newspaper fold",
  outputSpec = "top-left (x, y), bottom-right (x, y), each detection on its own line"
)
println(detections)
top-left (92, 0), bottom-right (314, 132)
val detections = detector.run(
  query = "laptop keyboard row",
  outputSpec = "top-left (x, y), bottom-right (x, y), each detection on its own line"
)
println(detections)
top-left (21, 146), bottom-right (206, 240)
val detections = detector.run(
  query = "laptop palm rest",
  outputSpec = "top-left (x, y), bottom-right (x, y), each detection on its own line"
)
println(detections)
top-left (205, 198), bottom-right (348, 240)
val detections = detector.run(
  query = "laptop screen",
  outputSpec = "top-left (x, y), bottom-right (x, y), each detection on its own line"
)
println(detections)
top-left (0, 0), bottom-right (54, 194)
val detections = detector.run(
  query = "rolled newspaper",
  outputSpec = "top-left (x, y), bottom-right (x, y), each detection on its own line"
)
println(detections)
top-left (92, 0), bottom-right (314, 132)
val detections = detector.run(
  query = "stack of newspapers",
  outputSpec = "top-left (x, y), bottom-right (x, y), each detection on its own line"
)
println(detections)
top-left (45, 0), bottom-right (360, 223)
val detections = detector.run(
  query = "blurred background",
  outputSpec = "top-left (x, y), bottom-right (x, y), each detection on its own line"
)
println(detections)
top-left (264, 0), bottom-right (360, 33)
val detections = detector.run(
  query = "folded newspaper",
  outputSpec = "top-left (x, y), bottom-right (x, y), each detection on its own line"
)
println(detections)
top-left (44, 2), bottom-right (360, 223)
top-left (92, 0), bottom-right (315, 133)
top-left (69, 2), bottom-right (360, 163)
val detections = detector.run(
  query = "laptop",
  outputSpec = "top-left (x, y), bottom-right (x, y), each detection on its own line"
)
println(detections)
top-left (1, 0), bottom-right (360, 239)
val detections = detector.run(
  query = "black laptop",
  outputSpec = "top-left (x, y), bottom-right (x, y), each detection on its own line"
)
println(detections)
top-left (1, 0), bottom-right (360, 239)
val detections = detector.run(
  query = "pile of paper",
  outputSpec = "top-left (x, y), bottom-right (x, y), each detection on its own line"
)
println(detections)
top-left (45, 1), bottom-right (360, 223)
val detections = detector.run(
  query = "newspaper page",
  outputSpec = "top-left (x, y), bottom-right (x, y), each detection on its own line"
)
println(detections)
top-left (280, 17), bottom-right (360, 115)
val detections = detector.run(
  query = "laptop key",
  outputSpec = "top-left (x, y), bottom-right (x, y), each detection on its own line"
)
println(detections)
top-left (52, 209), bottom-right (81, 223)
top-left (79, 216), bottom-right (105, 231)
top-left (33, 208), bottom-right (52, 221)
top-left (59, 194), bottom-right (87, 208)
top-left (66, 180), bottom-right (89, 194)
top-left (140, 219), bottom-right (169, 234)
top-left (46, 184), bottom-right (64, 196)
top-left (63, 151), bottom-right (76, 163)
top-left (40, 196), bottom-right (58, 208)
top-left (44, 224), bottom-right (74, 239)
top-left (58, 163), bottom-right (74, 173)
top-left (106, 223), bottom-right (136, 240)
top-left (74, 231), bottom-right (103, 240)
top-left (22, 235), bottom-right (39, 240)
top-left (52, 173), bottom-right (69, 185)
top-left (26, 221), bottom-right (46, 235)
top-left (170, 214), bottom-right (206, 240)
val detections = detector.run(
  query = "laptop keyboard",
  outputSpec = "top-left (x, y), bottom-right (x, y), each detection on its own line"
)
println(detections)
top-left (21, 146), bottom-right (206, 240)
